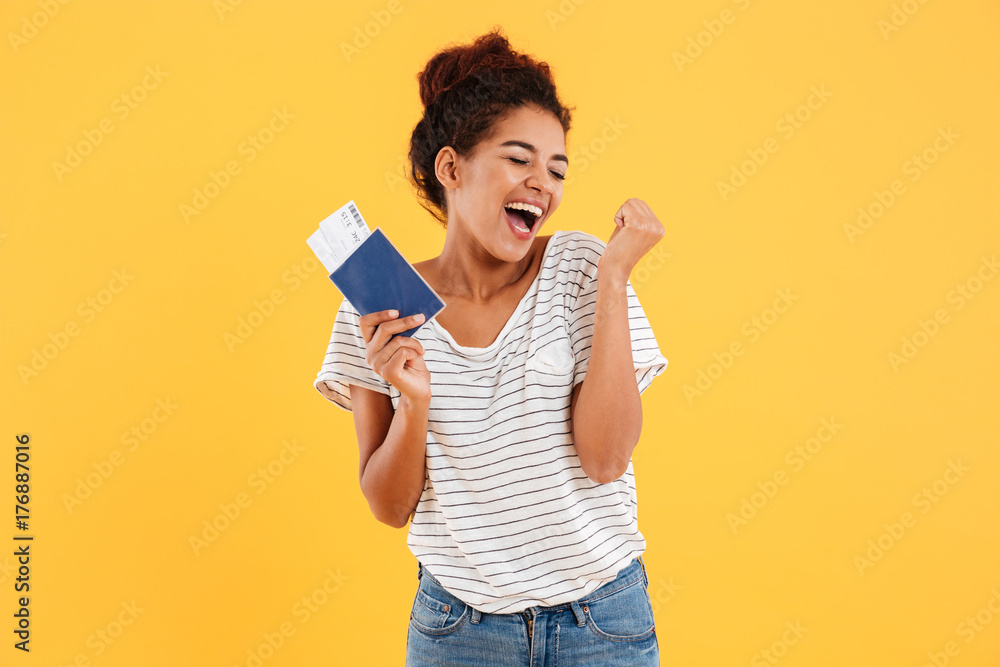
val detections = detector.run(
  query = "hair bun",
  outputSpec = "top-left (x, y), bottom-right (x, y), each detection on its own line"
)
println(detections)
top-left (417, 29), bottom-right (519, 109)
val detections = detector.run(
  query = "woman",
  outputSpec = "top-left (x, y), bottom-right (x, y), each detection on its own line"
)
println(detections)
top-left (314, 27), bottom-right (669, 666)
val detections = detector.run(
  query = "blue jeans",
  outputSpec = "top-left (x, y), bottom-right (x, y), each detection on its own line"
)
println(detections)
top-left (405, 556), bottom-right (660, 666)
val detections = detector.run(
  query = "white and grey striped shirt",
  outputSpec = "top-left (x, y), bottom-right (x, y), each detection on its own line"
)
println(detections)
top-left (314, 229), bottom-right (668, 614)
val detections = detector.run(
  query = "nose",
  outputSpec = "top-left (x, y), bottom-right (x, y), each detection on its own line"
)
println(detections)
top-left (526, 163), bottom-right (556, 195)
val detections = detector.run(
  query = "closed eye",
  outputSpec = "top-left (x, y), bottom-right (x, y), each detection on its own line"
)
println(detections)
top-left (507, 157), bottom-right (566, 181)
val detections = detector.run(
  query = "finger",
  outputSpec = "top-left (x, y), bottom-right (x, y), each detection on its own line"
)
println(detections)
top-left (383, 344), bottom-right (413, 380)
top-left (388, 335), bottom-right (425, 357)
top-left (614, 201), bottom-right (631, 227)
top-left (370, 332), bottom-right (425, 374)
top-left (389, 312), bottom-right (427, 333)
top-left (404, 348), bottom-right (428, 374)
top-left (370, 312), bottom-right (427, 350)
top-left (359, 309), bottom-right (400, 344)
top-left (401, 346), bottom-right (421, 365)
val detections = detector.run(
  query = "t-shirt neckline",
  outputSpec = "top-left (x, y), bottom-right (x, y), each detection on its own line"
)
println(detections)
top-left (428, 230), bottom-right (562, 356)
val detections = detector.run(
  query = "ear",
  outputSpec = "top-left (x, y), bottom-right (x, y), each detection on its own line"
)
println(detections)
top-left (435, 146), bottom-right (460, 191)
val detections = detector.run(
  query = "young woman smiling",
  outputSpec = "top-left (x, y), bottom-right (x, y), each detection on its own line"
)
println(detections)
top-left (314, 26), bottom-right (669, 666)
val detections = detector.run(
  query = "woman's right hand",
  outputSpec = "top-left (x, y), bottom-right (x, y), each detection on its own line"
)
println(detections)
top-left (358, 310), bottom-right (431, 404)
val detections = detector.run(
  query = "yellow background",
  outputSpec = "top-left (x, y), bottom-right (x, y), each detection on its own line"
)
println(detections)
top-left (2, 0), bottom-right (998, 664)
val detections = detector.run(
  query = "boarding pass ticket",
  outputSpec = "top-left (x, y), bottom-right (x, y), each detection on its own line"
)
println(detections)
top-left (307, 200), bottom-right (372, 274)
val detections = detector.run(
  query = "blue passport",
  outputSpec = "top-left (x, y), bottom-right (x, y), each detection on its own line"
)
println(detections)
top-left (329, 228), bottom-right (446, 338)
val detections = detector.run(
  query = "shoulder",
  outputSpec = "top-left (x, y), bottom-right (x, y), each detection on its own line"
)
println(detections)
top-left (337, 295), bottom-right (359, 317)
top-left (550, 230), bottom-right (605, 266)
top-left (541, 231), bottom-right (606, 307)
top-left (333, 296), bottom-right (365, 334)
top-left (551, 229), bottom-right (605, 254)
top-left (547, 230), bottom-right (605, 278)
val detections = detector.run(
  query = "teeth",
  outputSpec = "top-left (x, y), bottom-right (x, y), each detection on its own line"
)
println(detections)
top-left (504, 201), bottom-right (543, 218)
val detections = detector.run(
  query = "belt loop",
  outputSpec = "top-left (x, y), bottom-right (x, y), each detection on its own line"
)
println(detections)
top-left (569, 600), bottom-right (587, 627)
top-left (417, 563), bottom-right (423, 581)
top-left (638, 555), bottom-right (649, 588)
top-left (470, 607), bottom-right (482, 624)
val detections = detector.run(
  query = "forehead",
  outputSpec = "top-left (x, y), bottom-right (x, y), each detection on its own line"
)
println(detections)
top-left (488, 105), bottom-right (566, 152)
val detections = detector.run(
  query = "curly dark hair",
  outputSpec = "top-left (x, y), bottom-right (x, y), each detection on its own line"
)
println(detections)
top-left (408, 26), bottom-right (575, 228)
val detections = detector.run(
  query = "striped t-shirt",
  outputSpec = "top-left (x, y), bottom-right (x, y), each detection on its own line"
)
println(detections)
top-left (313, 229), bottom-right (668, 614)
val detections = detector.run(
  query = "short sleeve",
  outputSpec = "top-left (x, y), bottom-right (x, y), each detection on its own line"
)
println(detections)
top-left (313, 297), bottom-right (394, 412)
top-left (566, 233), bottom-right (669, 396)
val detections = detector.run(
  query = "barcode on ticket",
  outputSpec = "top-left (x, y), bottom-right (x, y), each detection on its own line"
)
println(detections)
top-left (347, 202), bottom-right (365, 230)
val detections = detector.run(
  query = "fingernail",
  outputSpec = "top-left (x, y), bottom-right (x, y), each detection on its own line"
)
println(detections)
top-left (389, 310), bottom-right (398, 317)
top-left (414, 313), bottom-right (424, 322)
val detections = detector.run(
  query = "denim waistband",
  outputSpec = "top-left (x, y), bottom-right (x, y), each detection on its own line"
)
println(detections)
top-left (417, 555), bottom-right (649, 616)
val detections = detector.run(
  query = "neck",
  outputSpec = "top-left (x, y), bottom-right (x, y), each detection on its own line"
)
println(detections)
top-left (433, 226), bottom-right (537, 304)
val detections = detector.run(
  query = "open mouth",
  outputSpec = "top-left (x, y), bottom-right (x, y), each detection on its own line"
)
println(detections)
top-left (504, 202), bottom-right (542, 232)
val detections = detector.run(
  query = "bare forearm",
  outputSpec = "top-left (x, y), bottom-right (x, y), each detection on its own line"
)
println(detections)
top-left (361, 395), bottom-right (430, 527)
top-left (573, 272), bottom-right (642, 483)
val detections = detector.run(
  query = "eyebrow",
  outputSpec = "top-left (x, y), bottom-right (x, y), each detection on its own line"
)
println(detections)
top-left (499, 140), bottom-right (569, 165)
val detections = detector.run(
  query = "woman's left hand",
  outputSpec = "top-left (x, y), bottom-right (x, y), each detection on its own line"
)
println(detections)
top-left (599, 198), bottom-right (666, 285)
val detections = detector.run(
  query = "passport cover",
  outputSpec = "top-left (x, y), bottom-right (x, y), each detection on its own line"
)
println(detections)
top-left (329, 227), bottom-right (446, 338)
